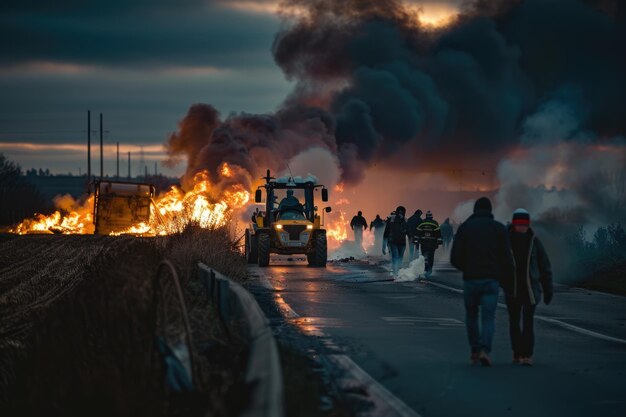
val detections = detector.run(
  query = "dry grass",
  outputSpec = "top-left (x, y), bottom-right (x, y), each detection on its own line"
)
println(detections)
top-left (0, 226), bottom-right (251, 417)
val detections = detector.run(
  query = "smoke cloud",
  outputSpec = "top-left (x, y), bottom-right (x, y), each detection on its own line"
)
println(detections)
top-left (165, 0), bottom-right (626, 204)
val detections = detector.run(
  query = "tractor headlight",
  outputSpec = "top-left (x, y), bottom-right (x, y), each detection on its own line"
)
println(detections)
top-left (275, 224), bottom-right (283, 230)
top-left (307, 224), bottom-right (313, 230)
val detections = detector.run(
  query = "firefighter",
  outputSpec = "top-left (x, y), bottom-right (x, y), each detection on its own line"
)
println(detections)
top-left (350, 211), bottom-right (368, 247)
top-left (415, 211), bottom-right (442, 278)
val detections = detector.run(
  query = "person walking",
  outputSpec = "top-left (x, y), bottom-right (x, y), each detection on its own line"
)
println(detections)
top-left (503, 208), bottom-right (553, 366)
top-left (370, 214), bottom-right (386, 255)
top-left (440, 218), bottom-right (454, 253)
top-left (383, 206), bottom-right (408, 277)
top-left (350, 211), bottom-right (368, 248)
top-left (451, 197), bottom-right (514, 366)
top-left (415, 211), bottom-right (441, 278)
top-left (406, 209), bottom-right (423, 260)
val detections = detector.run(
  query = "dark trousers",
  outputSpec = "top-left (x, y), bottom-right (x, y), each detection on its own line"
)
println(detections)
top-left (506, 297), bottom-right (537, 357)
top-left (422, 249), bottom-right (435, 273)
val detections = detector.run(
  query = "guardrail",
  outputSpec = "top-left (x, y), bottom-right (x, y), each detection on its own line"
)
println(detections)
top-left (197, 263), bottom-right (284, 417)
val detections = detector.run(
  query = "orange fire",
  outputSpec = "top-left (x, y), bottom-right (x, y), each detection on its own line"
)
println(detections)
top-left (11, 195), bottom-right (95, 235)
top-left (11, 163), bottom-right (250, 236)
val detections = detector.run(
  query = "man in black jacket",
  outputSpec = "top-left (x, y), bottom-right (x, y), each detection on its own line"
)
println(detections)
top-left (406, 209), bottom-right (423, 260)
top-left (451, 197), bottom-right (514, 366)
top-left (350, 211), bottom-right (368, 248)
top-left (503, 208), bottom-right (553, 366)
top-left (370, 214), bottom-right (386, 255)
top-left (383, 206), bottom-right (408, 277)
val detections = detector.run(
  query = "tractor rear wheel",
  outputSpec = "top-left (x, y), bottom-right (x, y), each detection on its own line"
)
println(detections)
top-left (258, 233), bottom-right (270, 267)
top-left (245, 229), bottom-right (258, 264)
top-left (314, 233), bottom-right (327, 267)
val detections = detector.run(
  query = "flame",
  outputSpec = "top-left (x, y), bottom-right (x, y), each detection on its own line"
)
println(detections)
top-left (12, 163), bottom-right (250, 236)
top-left (11, 196), bottom-right (95, 235)
top-left (325, 210), bottom-right (349, 249)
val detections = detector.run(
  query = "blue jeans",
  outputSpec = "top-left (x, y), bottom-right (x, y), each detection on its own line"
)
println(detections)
top-left (389, 244), bottom-right (406, 275)
top-left (463, 279), bottom-right (500, 354)
top-left (408, 240), bottom-right (419, 261)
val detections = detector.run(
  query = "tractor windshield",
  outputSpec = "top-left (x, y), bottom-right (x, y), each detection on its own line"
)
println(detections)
top-left (277, 210), bottom-right (306, 221)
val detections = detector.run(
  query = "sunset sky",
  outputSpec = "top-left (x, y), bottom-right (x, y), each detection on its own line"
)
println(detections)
top-left (0, 0), bottom-right (463, 177)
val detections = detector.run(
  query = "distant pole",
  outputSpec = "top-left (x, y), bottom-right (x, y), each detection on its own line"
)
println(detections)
top-left (128, 151), bottom-right (131, 180)
top-left (99, 113), bottom-right (103, 179)
top-left (144, 165), bottom-right (148, 179)
top-left (87, 110), bottom-right (91, 182)
top-left (154, 161), bottom-right (157, 176)
top-left (116, 142), bottom-right (120, 179)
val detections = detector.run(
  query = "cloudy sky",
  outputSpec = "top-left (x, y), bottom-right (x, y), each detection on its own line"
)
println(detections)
top-left (0, 0), bottom-right (463, 176)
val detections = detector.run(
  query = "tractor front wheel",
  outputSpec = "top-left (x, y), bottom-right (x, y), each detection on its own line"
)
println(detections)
top-left (258, 233), bottom-right (270, 267)
top-left (314, 233), bottom-right (327, 267)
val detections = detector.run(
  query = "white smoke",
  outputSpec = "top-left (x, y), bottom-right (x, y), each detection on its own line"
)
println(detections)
top-left (282, 147), bottom-right (341, 189)
top-left (395, 256), bottom-right (426, 282)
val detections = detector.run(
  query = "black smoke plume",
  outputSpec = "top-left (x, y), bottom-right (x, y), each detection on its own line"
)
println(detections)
top-left (167, 0), bottom-right (626, 186)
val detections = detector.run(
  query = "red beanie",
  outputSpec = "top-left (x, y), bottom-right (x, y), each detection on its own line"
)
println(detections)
top-left (512, 208), bottom-right (530, 226)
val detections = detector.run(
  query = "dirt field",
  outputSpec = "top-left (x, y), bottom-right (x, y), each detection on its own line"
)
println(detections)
top-left (0, 233), bottom-right (248, 417)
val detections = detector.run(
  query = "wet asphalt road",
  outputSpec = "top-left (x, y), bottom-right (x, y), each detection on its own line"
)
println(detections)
top-left (251, 253), bottom-right (626, 417)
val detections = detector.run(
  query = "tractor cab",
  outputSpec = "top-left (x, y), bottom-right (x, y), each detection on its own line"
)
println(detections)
top-left (245, 170), bottom-right (331, 267)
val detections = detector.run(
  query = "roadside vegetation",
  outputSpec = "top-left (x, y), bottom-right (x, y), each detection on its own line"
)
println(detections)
top-left (0, 153), bottom-right (51, 227)
top-left (0, 225), bottom-right (252, 417)
top-left (565, 223), bottom-right (626, 295)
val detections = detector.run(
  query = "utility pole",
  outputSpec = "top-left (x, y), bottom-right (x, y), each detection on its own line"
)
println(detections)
top-left (99, 113), bottom-right (103, 179)
top-left (116, 142), bottom-right (120, 179)
top-left (127, 152), bottom-right (131, 180)
top-left (87, 110), bottom-right (91, 183)
top-left (139, 146), bottom-right (145, 181)
top-left (154, 161), bottom-right (157, 176)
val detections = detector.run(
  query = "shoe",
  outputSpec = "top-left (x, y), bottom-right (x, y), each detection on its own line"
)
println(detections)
top-left (521, 357), bottom-right (533, 366)
top-left (512, 353), bottom-right (522, 364)
top-left (478, 351), bottom-right (491, 367)
top-left (470, 352), bottom-right (480, 365)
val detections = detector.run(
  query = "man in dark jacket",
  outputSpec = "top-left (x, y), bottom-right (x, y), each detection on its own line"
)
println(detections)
top-left (406, 209), bottom-right (423, 260)
top-left (503, 208), bottom-right (553, 366)
top-left (440, 218), bottom-right (454, 253)
top-left (370, 214), bottom-right (386, 255)
top-left (350, 211), bottom-right (368, 248)
top-left (383, 206), bottom-right (408, 277)
top-left (451, 197), bottom-right (514, 366)
top-left (415, 211), bottom-right (441, 277)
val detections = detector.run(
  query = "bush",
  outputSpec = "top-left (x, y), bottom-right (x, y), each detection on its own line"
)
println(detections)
top-left (564, 223), bottom-right (626, 295)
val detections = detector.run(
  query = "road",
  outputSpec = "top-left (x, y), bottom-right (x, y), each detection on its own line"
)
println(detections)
top-left (251, 254), bottom-right (626, 417)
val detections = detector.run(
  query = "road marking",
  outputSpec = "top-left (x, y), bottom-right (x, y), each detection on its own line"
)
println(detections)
top-left (262, 271), bottom-right (423, 417)
top-left (424, 280), bottom-right (626, 346)
top-left (534, 316), bottom-right (626, 345)
top-left (381, 317), bottom-right (463, 325)
top-left (259, 272), bottom-right (300, 318)
top-left (328, 354), bottom-right (423, 417)
top-left (383, 295), bottom-right (418, 299)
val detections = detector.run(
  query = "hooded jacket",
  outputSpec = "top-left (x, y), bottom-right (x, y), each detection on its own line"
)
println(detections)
top-left (503, 226), bottom-right (553, 305)
top-left (384, 214), bottom-right (408, 245)
top-left (451, 208), bottom-right (514, 282)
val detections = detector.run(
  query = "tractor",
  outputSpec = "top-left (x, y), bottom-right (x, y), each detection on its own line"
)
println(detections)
top-left (245, 170), bottom-right (331, 267)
